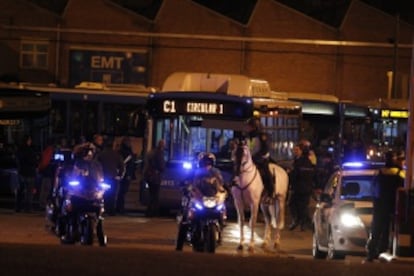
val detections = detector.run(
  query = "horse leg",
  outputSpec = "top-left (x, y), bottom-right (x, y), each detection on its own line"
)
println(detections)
top-left (260, 203), bottom-right (271, 249)
top-left (248, 203), bottom-right (260, 253)
top-left (238, 211), bottom-right (245, 251)
top-left (235, 202), bottom-right (245, 251)
top-left (278, 196), bottom-right (286, 230)
top-left (273, 197), bottom-right (286, 251)
top-left (269, 203), bottom-right (277, 229)
top-left (273, 227), bottom-right (281, 251)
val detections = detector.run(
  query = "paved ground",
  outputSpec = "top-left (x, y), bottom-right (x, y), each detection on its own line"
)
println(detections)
top-left (2, 242), bottom-right (414, 276)
top-left (1, 208), bottom-right (414, 275)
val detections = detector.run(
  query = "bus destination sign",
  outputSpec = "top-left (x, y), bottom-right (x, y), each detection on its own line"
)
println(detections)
top-left (163, 100), bottom-right (224, 115)
top-left (381, 109), bottom-right (409, 119)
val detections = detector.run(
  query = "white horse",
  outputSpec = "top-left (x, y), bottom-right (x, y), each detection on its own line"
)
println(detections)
top-left (231, 142), bottom-right (263, 252)
top-left (231, 141), bottom-right (289, 252)
top-left (260, 162), bottom-right (289, 251)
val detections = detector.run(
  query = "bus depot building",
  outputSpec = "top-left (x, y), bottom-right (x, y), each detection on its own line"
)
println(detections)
top-left (0, 0), bottom-right (413, 103)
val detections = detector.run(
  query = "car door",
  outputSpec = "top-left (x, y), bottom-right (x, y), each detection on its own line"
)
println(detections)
top-left (317, 172), bottom-right (339, 247)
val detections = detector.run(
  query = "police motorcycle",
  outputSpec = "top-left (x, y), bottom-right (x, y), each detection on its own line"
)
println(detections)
top-left (60, 148), bottom-right (110, 246)
top-left (175, 153), bottom-right (227, 253)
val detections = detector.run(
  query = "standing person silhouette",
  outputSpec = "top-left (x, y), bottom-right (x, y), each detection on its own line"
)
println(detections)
top-left (116, 137), bottom-right (136, 214)
top-left (143, 139), bottom-right (165, 217)
top-left (287, 143), bottom-right (315, 231)
top-left (96, 138), bottom-right (125, 216)
top-left (15, 135), bottom-right (38, 213)
top-left (365, 151), bottom-right (405, 262)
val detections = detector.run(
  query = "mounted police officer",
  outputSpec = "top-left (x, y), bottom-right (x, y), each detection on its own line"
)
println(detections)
top-left (365, 151), bottom-right (405, 262)
top-left (245, 117), bottom-right (274, 198)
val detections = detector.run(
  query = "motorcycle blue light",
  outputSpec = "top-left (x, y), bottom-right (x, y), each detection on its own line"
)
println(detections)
top-left (68, 180), bottom-right (80, 186)
top-left (195, 202), bottom-right (204, 210)
top-left (216, 204), bottom-right (224, 211)
top-left (100, 182), bottom-right (111, 190)
top-left (183, 161), bottom-right (192, 170)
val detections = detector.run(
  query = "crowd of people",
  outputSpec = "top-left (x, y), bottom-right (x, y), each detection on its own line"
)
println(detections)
top-left (6, 117), bottom-right (406, 257)
top-left (11, 133), bottom-right (137, 215)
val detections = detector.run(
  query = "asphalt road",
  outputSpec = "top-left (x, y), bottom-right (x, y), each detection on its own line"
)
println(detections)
top-left (1, 208), bottom-right (414, 275)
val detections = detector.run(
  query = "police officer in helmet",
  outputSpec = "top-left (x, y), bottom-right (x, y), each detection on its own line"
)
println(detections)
top-left (365, 151), bottom-right (405, 262)
top-left (245, 117), bottom-right (274, 198)
top-left (192, 153), bottom-right (226, 199)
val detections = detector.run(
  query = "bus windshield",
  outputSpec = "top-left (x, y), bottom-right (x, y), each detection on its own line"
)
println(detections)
top-left (153, 115), bottom-right (242, 162)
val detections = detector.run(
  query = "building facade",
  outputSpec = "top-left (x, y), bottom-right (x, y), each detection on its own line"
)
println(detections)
top-left (0, 0), bottom-right (412, 101)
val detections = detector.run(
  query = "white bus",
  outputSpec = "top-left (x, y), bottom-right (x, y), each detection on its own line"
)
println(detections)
top-left (140, 72), bottom-right (302, 211)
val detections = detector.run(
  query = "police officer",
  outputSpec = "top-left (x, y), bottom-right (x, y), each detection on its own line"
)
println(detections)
top-left (365, 151), bottom-right (405, 262)
top-left (96, 139), bottom-right (125, 216)
top-left (192, 153), bottom-right (226, 199)
top-left (143, 139), bottom-right (166, 217)
top-left (245, 117), bottom-right (274, 198)
top-left (191, 153), bottom-right (227, 229)
top-left (288, 143), bottom-right (315, 231)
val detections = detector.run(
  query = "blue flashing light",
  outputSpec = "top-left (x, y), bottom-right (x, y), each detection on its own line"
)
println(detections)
top-left (216, 203), bottom-right (225, 211)
top-left (100, 182), bottom-right (111, 190)
top-left (68, 180), bottom-right (80, 186)
top-left (195, 202), bottom-right (204, 210)
top-left (183, 161), bottom-right (193, 170)
top-left (342, 162), bottom-right (363, 168)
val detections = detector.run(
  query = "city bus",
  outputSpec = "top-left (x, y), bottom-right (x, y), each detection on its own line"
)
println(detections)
top-left (21, 82), bottom-right (153, 154)
top-left (140, 72), bottom-right (302, 212)
top-left (365, 98), bottom-right (408, 158)
top-left (284, 92), bottom-right (373, 163)
top-left (1, 81), bottom-right (152, 207)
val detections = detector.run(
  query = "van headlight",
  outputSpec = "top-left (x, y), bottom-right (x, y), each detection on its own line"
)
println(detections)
top-left (340, 213), bottom-right (364, 228)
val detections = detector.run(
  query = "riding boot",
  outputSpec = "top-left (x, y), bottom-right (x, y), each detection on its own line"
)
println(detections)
top-left (288, 222), bottom-right (298, 231)
top-left (263, 168), bottom-right (274, 197)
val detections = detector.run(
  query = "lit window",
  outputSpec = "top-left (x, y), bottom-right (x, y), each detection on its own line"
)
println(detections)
top-left (20, 40), bottom-right (49, 69)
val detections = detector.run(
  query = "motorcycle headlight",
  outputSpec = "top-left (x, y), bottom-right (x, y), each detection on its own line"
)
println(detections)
top-left (202, 197), bottom-right (217, 209)
top-left (68, 180), bottom-right (80, 187)
top-left (340, 212), bottom-right (364, 228)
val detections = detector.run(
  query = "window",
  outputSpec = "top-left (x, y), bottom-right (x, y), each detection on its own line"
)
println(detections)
top-left (155, 116), bottom-right (236, 161)
top-left (20, 40), bottom-right (49, 69)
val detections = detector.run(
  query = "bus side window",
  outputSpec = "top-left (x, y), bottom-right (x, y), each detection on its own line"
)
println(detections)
top-left (129, 111), bottom-right (145, 137)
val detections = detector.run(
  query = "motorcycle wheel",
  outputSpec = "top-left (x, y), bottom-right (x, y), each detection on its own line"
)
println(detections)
top-left (175, 222), bottom-right (187, 251)
top-left (205, 224), bottom-right (217, 253)
top-left (55, 216), bottom-right (65, 237)
top-left (80, 218), bottom-right (94, 245)
top-left (97, 219), bottom-right (107, 247)
top-left (61, 221), bottom-right (75, 245)
top-left (191, 226), bottom-right (204, 252)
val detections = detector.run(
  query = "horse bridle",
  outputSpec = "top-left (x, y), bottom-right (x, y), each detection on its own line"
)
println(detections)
top-left (234, 146), bottom-right (259, 191)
